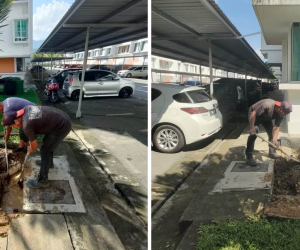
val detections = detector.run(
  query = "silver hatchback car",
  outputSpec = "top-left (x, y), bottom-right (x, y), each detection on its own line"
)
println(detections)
top-left (63, 70), bottom-right (135, 100)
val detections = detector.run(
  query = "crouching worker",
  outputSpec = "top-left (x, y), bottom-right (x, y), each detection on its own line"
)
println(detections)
top-left (245, 99), bottom-right (292, 167)
top-left (6, 105), bottom-right (71, 188)
top-left (0, 97), bottom-right (36, 153)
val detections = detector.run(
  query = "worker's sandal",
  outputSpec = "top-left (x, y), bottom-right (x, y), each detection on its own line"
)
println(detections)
top-left (245, 152), bottom-right (257, 167)
top-left (27, 175), bottom-right (50, 189)
top-left (269, 148), bottom-right (281, 159)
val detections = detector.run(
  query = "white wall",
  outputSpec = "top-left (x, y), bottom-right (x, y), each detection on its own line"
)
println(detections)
top-left (0, 1), bottom-right (32, 58)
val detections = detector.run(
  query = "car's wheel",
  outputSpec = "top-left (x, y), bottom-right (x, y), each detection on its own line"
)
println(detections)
top-left (153, 125), bottom-right (185, 153)
top-left (119, 87), bottom-right (132, 98)
top-left (71, 90), bottom-right (83, 101)
top-left (126, 73), bottom-right (132, 78)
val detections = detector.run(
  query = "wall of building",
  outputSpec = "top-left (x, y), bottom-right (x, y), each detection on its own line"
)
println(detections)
top-left (0, 1), bottom-right (32, 58)
top-left (66, 38), bottom-right (148, 73)
top-left (0, 1), bottom-right (32, 79)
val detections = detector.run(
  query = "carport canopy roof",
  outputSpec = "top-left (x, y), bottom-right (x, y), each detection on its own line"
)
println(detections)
top-left (31, 57), bottom-right (74, 63)
top-left (37, 0), bottom-right (147, 53)
top-left (152, 0), bottom-right (275, 79)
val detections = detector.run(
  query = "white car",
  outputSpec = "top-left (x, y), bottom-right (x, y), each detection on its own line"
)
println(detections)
top-left (63, 70), bottom-right (135, 100)
top-left (152, 84), bottom-right (223, 153)
top-left (117, 66), bottom-right (148, 79)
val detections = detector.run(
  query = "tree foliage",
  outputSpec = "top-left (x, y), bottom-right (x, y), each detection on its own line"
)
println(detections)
top-left (0, 0), bottom-right (12, 50)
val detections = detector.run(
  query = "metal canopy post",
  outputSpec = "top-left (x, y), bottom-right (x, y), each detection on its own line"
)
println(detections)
top-left (42, 54), bottom-right (44, 81)
top-left (50, 53), bottom-right (53, 75)
top-left (76, 27), bottom-right (90, 118)
top-left (208, 39), bottom-right (213, 96)
top-left (245, 64), bottom-right (248, 109)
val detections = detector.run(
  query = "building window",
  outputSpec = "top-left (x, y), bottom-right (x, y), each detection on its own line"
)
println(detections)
top-left (14, 20), bottom-right (28, 42)
top-left (160, 60), bottom-right (170, 70)
top-left (118, 45), bottom-right (129, 54)
top-left (184, 64), bottom-right (188, 72)
top-left (16, 58), bottom-right (24, 72)
top-left (107, 48), bottom-right (111, 55)
top-left (134, 43), bottom-right (140, 52)
top-left (190, 65), bottom-right (195, 73)
top-left (152, 58), bottom-right (156, 68)
top-left (141, 41), bottom-right (148, 52)
top-left (292, 23), bottom-right (300, 81)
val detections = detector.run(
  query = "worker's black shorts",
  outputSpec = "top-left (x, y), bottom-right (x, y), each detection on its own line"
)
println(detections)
top-left (19, 128), bottom-right (29, 143)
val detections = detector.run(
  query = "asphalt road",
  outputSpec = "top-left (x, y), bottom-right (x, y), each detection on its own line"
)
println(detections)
top-left (59, 79), bottom-right (148, 187)
top-left (151, 111), bottom-right (239, 182)
top-left (134, 82), bottom-right (148, 100)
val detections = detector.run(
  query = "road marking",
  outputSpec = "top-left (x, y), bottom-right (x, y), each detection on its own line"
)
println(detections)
top-left (106, 113), bottom-right (134, 116)
top-left (136, 89), bottom-right (148, 93)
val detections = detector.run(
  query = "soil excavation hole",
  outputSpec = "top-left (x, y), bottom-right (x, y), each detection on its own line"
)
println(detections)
top-left (0, 148), bottom-right (26, 237)
top-left (265, 154), bottom-right (300, 219)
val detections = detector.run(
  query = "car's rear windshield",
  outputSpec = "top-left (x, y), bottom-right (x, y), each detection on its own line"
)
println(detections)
top-left (186, 90), bottom-right (211, 103)
top-left (173, 93), bottom-right (191, 103)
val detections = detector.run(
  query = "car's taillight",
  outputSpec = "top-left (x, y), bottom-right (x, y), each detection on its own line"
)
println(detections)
top-left (69, 76), bottom-right (73, 85)
top-left (181, 107), bottom-right (208, 114)
top-left (254, 87), bottom-right (261, 90)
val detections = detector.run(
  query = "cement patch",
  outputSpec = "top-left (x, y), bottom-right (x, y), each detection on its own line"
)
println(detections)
top-left (23, 156), bottom-right (86, 213)
top-left (8, 214), bottom-right (73, 250)
top-left (212, 161), bottom-right (273, 193)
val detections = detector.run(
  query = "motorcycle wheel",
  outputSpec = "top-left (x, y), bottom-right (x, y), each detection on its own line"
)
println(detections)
top-left (49, 91), bottom-right (59, 103)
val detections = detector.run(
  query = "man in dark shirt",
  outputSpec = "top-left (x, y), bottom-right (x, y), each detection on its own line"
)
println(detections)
top-left (6, 105), bottom-right (72, 188)
top-left (0, 97), bottom-right (35, 153)
top-left (246, 99), bottom-right (292, 166)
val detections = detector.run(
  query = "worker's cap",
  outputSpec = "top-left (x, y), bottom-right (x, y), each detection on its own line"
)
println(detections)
top-left (275, 101), bottom-right (292, 114)
top-left (4, 109), bottom-right (25, 126)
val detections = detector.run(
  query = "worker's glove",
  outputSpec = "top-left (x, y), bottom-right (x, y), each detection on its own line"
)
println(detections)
top-left (272, 140), bottom-right (279, 149)
top-left (250, 127), bottom-right (256, 136)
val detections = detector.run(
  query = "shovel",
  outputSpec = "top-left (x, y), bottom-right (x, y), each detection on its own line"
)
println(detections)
top-left (17, 153), bottom-right (29, 189)
top-left (254, 126), bottom-right (300, 163)
top-left (3, 126), bottom-right (8, 176)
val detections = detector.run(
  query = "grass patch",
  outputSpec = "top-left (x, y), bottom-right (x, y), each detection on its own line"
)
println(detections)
top-left (197, 216), bottom-right (300, 250)
top-left (0, 88), bottom-right (42, 144)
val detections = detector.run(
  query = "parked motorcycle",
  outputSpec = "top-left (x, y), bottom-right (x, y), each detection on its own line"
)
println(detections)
top-left (44, 78), bottom-right (59, 103)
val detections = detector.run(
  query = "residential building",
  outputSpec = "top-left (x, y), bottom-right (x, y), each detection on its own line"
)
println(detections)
top-left (151, 55), bottom-right (257, 84)
top-left (0, 0), bottom-right (32, 79)
top-left (260, 34), bottom-right (282, 82)
top-left (67, 38), bottom-right (148, 73)
top-left (253, 0), bottom-right (300, 134)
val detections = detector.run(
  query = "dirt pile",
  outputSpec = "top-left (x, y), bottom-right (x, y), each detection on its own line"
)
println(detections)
top-left (273, 157), bottom-right (300, 195)
top-left (265, 153), bottom-right (300, 219)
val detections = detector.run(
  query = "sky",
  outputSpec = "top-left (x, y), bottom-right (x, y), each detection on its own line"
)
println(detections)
top-left (216, 0), bottom-right (263, 59)
top-left (33, 0), bottom-right (263, 59)
top-left (33, 0), bottom-right (74, 41)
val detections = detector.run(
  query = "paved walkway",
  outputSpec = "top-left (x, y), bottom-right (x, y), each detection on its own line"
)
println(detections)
top-left (152, 115), bottom-right (293, 250)
top-left (1, 71), bottom-right (147, 250)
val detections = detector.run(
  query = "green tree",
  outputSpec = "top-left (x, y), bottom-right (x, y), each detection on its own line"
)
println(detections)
top-left (0, 0), bottom-right (12, 50)
top-left (33, 52), bottom-right (64, 59)
top-left (265, 61), bottom-right (276, 78)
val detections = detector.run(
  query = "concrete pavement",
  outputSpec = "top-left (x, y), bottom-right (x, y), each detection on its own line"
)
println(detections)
top-left (152, 118), bottom-right (290, 250)
top-left (4, 71), bottom-right (148, 250)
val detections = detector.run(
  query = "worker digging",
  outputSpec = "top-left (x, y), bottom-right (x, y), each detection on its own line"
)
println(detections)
top-left (245, 99), bottom-right (293, 166)
top-left (6, 105), bottom-right (71, 188)
top-left (0, 97), bottom-right (36, 153)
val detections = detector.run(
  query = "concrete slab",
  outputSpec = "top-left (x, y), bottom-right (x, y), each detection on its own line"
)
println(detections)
top-left (7, 214), bottom-right (73, 250)
top-left (23, 156), bottom-right (85, 213)
top-left (0, 236), bottom-right (7, 250)
top-left (212, 161), bottom-right (273, 193)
